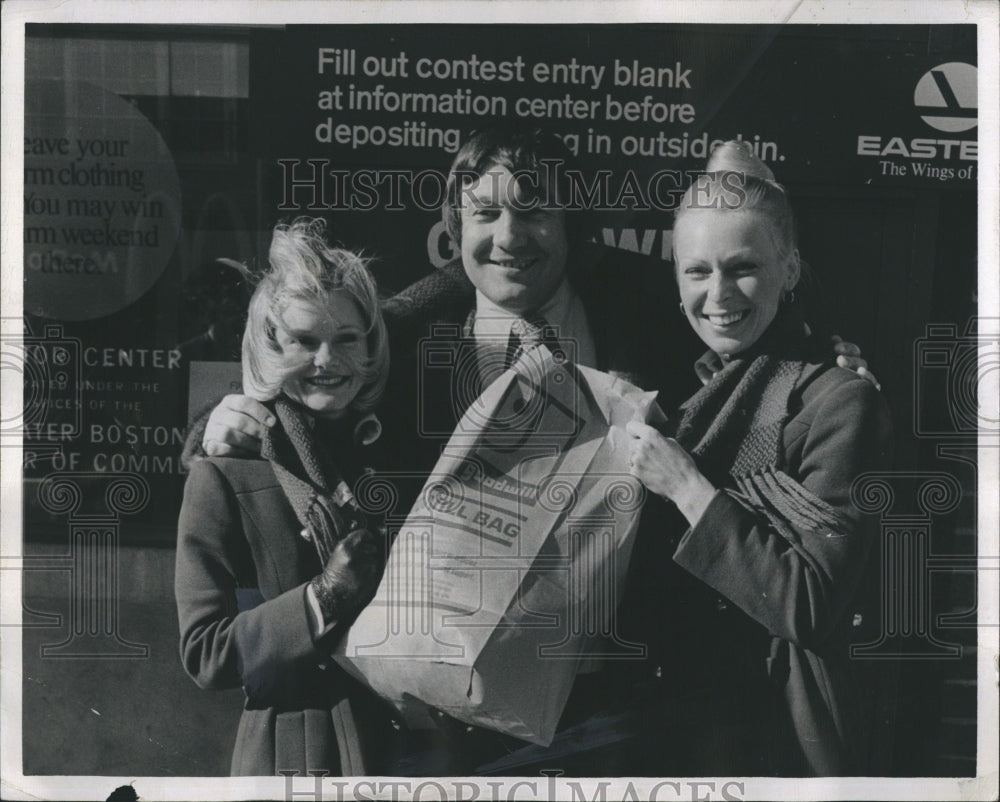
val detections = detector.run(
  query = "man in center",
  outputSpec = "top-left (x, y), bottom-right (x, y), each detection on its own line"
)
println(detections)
top-left (367, 124), bottom-right (690, 480)
top-left (384, 125), bottom-right (686, 776)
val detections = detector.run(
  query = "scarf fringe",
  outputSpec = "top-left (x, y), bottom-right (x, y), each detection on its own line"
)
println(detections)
top-left (735, 470), bottom-right (851, 541)
top-left (670, 317), bottom-right (848, 543)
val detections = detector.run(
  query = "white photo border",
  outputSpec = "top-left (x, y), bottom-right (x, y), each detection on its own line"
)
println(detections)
top-left (2, 1), bottom-right (997, 800)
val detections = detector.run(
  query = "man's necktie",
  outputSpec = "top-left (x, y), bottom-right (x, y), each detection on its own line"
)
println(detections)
top-left (505, 315), bottom-right (552, 369)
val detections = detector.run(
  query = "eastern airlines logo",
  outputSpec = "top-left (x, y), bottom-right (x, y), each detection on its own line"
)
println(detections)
top-left (914, 62), bottom-right (977, 133)
top-left (858, 62), bottom-right (977, 161)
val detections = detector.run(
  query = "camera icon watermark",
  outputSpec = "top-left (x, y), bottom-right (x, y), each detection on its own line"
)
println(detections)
top-left (417, 322), bottom-right (582, 441)
top-left (913, 318), bottom-right (999, 440)
top-left (1, 318), bottom-right (82, 443)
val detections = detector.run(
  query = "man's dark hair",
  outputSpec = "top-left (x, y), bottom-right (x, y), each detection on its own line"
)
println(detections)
top-left (442, 122), bottom-right (592, 248)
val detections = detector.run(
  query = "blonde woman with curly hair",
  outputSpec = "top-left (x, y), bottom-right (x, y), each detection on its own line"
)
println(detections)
top-left (175, 218), bottom-right (394, 776)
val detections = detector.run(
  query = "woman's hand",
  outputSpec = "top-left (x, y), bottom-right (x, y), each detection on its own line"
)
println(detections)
top-left (310, 528), bottom-right (384, 624)
top-left (626, 421), bottom-right (717, 527)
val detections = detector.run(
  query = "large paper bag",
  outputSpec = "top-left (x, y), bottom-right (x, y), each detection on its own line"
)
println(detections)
top-left (334, 346), bottom-right (662, 746)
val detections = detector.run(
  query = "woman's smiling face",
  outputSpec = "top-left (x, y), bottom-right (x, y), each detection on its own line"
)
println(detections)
top-left (674, 208), bottom-right (799, 357)
top-left (276, 291), bottom-right (368, 419)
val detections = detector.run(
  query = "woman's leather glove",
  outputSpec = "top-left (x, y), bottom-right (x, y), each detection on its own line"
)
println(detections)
top-left (309, 527), bottom-right (384, 624)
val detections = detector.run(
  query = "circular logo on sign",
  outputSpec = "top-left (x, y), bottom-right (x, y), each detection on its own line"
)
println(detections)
top-left (24, 80), bottom-right (182, 321)
top-left (913, 62), bottom-right (977, 133)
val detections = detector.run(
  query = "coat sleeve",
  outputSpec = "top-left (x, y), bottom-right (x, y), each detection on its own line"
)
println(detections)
top-left (174, 459), bottom-right (323, 698)
top-left (379, 258), bottom-right (474, 326)
top-left (672, 373), bottom-right (892, 649)
top-left (179, 399), bottom-right (214, 470)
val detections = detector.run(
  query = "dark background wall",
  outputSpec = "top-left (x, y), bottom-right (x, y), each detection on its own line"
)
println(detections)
top-left (18, 23), bottom-right (982, 779)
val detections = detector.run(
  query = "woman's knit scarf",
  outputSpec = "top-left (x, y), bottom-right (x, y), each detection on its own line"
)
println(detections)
top-left (670, 318), bottom-right (852, 540)
top-left (260, 396), bottom-right (368, 565)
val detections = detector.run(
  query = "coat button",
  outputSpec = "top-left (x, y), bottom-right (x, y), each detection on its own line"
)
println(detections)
top-left (654, 665), bottom-right (663, 679)
top-left (318, 661), bottom-right (328, 671)
top-left (715, 598), bottom-right (728, 612)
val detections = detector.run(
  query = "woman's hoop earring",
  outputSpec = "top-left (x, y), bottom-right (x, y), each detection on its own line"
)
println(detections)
top-left (679, 302), bottom-right (686, 315)
top-left (783, 289), bottom-right (796, 305)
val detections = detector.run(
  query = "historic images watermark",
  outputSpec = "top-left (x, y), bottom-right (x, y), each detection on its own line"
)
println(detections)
top-left (276, 162), bottom-right (753, 214)
top-left (280, 772), bottom-right (747, 802)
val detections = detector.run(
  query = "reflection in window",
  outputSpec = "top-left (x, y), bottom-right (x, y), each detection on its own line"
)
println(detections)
top-left (26, 37), bottom-right (248, 98)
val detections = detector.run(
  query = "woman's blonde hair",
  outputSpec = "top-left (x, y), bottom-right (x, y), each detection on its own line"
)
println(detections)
top-left (240, 217), bottom-right (389, 413)
top-left (674, 141), bottom-right (800, 269)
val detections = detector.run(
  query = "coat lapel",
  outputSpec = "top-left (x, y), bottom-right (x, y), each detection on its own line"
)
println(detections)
top-left (232, 465), bottom-right (320, 597)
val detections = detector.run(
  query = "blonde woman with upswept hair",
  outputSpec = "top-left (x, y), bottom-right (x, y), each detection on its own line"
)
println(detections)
top-left (623, 143), bottom-right (893, 775)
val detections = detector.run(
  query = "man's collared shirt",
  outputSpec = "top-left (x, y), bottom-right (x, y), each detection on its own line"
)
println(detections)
top-left (471, 278), bottom-right (598, 384)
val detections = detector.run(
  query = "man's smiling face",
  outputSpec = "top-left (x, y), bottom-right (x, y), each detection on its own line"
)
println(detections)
top-left (458, 165), bottom-right (569, 316)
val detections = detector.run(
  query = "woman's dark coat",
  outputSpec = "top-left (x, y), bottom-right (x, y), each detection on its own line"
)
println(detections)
top-left (175, 456), bottom-right (393, 776)
top-left (619, 355), bottom-right (892, 776)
